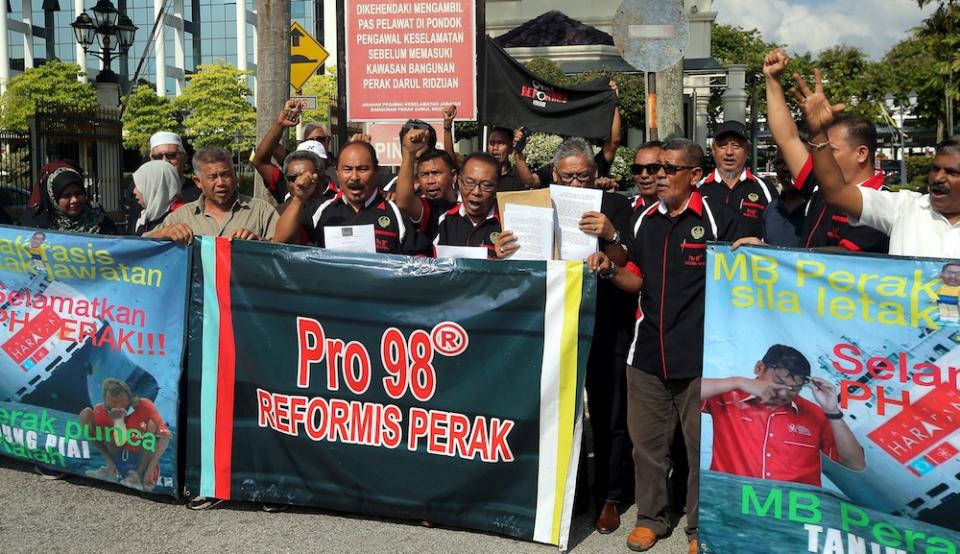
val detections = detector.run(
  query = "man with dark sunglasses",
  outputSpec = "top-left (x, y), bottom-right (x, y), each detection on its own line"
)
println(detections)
top-left (701, 344), bottom-right (865, 487)
top-left (630, 141), bottom-right (663, 211)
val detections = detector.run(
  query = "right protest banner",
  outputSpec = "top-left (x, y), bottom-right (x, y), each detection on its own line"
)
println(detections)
top-left (700, 244), bottom-right (960, 554)
top-left (345, 0), bottom-right (477, 121)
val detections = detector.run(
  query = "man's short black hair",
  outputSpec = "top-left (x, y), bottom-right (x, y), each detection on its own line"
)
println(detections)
top-left (338, 141), bottom-right (379, 168)
top-left (416, 149), bottom-right (456, 172)
top-left (638, 140), bottom-right (664, 150)
top-left (489, 127), bottom-right (513, 142)
top-left (661, 138), bottom-right (704, 168)
top-left (942, 262), bottom-right (960, 272)
top-left (828, 115), bottom-right (877, 165)
top-left (462, 152), bottom-right (501, 185)
top-left (761, 345), bottom-right (811, 377)
top-left (399, 119), bottom-right (438, 149)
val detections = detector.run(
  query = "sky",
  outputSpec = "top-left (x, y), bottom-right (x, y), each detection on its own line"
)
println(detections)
top-left (713, 0), bottom-right (938, 59)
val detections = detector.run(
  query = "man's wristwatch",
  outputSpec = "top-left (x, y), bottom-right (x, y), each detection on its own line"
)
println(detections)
top-left (824, 411), bottom-right (843, 420)
top-left (599, 262), bottom-right (618, 279)
top-left (604, 231), bottom-right (621, 245)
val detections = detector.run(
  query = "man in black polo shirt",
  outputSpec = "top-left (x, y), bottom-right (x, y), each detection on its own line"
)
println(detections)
top-left (763, 48), bottom-right (889, 252)
top-left (273, 150), bottom-right (338, 245)
top-left (273, 141), bottom-right (430, 255)
top-left (631, 141), bottom-right (663, 212)
top-left (434, 152), bottom-right (502, 256)
top-left (589, 138), bottom-right (748, 554)
top-left (699, 120), bottom-right (775, 238)
top-left (394, 128), bottom-right (459, 241)
top-left (487, 126), bottom-right (525, 192)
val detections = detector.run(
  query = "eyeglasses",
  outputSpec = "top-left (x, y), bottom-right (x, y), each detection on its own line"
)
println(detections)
top-left (150, 151), bottom-right (180, 161)
top-left (460, 178), bottom-right (496, 193)
top-left (556, 172), bottom-right (593, 184)
top-left (768, 366), bottom-right (809, 392)
top-left (630, 163), bottom-right (697, 176)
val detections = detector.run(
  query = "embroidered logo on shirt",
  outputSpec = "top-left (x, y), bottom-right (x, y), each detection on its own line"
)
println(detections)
top-left (489, 231), bottom-right (500, 243)
top-left (748, 192), bottom-right (760, 202)
top-left (788, 423), bottom-right (813, 437)
top-left (691, 226), bottom-right (705, 239)
top-left (378, 216), bottom-right (391, 228)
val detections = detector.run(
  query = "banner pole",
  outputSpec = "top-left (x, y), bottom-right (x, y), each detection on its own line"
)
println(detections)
top-left (335, 0), bottom-right (348, 150)
top-left (647, 72), bottom-right (658, 141)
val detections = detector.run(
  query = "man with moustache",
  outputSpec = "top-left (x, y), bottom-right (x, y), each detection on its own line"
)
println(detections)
top-left (699, 121), bottom-right (775, 238)
top-left (701, 344), bottom-right (865, 486)
top-left (588, 138), bottom-right (748, 554)
top-left (393, 128), bottom-right (459, 241)
top-left (148, 147), bottom-right (277, 245)
top-left (274, 141), bottom-right (430, 255)
top-left (793, 67), bottom-right (960, 258)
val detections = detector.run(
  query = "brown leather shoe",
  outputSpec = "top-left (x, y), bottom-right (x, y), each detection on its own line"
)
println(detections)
top-left (688, 538), bottom-right (698, 554)
top-left (626, 527), bottom-right (658, 552)
top-left (594, 501), bottom-right (620, 534)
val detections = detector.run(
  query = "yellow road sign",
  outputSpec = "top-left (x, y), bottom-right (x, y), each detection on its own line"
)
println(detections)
top-left (290, 22), bottom-right (329, 91)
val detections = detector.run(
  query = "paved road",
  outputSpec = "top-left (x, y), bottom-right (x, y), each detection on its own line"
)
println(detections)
top-left (0, 456), bottom-right (689, 553)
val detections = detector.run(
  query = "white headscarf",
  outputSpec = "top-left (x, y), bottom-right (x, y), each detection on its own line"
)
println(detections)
top-left (133, 160), bottom-right (182, 232)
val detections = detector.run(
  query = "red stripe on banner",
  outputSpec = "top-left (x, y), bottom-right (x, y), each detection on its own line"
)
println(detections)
top-left (214, 237), bottom-right (236, 499)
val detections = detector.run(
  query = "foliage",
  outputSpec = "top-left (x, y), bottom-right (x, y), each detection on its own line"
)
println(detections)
top-left (608, 146), bottom-right (635, 189)
top-left (709, 24), bottom-right (778, 125)
top-left (522, 132), bottom-right (563, 169)
top-left (301, 66), bottom-right (338, 127)
top-left (173, 63), bottom-right (257, 151)
top-left (813, 46), bottom-right (886, 122)
top-left (524, 57), bottom-right (571, 86)
top-left (121, 85), bottom-right (182, 154)
top-left (878, 35), bottom-right (943, 129)
top-left (0, 61), bottom-right (98, 131)
top-left (0, 146), bottom-right (30, 181)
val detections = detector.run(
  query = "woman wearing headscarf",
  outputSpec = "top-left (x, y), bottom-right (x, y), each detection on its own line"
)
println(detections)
top-left (21, 161), bottom-right (118, 234)
top-left (131, 160), bottom-right (183, 235)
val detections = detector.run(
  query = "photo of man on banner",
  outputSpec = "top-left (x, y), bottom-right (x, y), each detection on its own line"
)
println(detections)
top-left (701, 344), bottom-right (866, 486)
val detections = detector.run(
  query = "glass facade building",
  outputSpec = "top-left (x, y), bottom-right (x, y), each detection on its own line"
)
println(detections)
top-left (1, 0), bottom-right (319, 96)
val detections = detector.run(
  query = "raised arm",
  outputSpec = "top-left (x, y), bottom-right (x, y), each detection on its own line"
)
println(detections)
top-left (764, 50), bottom-right (809, 183)
top-left (395, 128), bottom-right (430, 222)
top-left (253, 100), bottom-right (302, 184)
top-left (440, 105), bottom-right (464, 167)
top-left (601, 80), bottom-right (622, 164)
top-left (793, 69), bottom-right (864, 219)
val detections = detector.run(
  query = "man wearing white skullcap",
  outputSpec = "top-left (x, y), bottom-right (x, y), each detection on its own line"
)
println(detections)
top-left (148, 131), bottom-right (201, 202)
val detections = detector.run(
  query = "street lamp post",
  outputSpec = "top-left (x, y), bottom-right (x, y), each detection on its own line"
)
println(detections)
top-left (885, 92), bottom-right (918, 186)
top-left (71, 0), bottom-right (137, 106)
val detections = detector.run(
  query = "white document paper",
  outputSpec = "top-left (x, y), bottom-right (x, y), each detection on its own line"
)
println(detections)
top-left (435, 245), bottom-right (488, 259)
top-left (503, 204), bottom-right (555, 261)
top-left (549, 185), bottom-right (603, 261)
top-left (323, 224), bottom-right (376, 254)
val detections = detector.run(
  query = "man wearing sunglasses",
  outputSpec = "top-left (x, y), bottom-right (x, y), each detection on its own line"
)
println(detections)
top-left (588, 138), bottom-right (748, 554)
top-left (699, 120), bottom-right (775, 238)
top-left (630, 141), bottom-right (663, 212)
top-left (701, 344), bottom-right (866, 487)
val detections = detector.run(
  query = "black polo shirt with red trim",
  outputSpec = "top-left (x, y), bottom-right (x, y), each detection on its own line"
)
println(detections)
top-left (698, 168), bottom-right (776, 238)
top-left (302, 190), bottom-right (432, 256)
top-left (278, 182), bottom-right (339, 245)
top-left (791, 156), bottom-right (889, 253)
top-left (415, 196), bottom-right (459, 241)
top-left (632, 195), bottom-right (658, 213)
top-left (624, 190), bottom-right (745, 380)
top-left (595, 192), bottom-right (638, 352)
top-left (435, 203), bottom-right (502, 257)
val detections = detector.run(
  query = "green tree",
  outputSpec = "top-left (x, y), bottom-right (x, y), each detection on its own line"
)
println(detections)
top-left (121, 84), bottom-right (182, 154)
top-left (915, 0), bottom-right (959, 139)
top-left (300, 66), bottom-right (338, 127)
top-left (709, 24), bottom-right (778, 124)
top-left (875, 35), bottom-right (943, 130)
top-left (524, 57), bottom-right (571, 85)
top-left (0, 60), bottom-right (97, 131)
top-left (174, 62), bottom-right (257, 151)
top-left (813, 46), bottom-right (885, 123)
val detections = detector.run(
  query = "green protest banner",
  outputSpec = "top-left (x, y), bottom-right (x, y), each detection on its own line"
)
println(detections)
top-left (184, 237), bottom-right (596, 548)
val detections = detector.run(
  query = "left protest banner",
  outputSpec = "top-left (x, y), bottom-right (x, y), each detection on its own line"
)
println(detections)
top-left (184, 238), bottom-right (595, 549)
top-left (0, 227), bottom-right (189, 496)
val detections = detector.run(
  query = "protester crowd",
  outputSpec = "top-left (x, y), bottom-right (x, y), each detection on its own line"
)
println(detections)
top-left (5, 49), bottom-right (960, 554)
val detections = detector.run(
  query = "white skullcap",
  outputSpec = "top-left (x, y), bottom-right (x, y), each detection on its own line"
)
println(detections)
top-left (150, 131), bottom-right (183, 150)
top-left (297, 140), bottom-right (328, 159)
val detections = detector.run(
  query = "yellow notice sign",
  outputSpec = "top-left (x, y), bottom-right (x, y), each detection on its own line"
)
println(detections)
top-left (290, 22), bottom-right (329, 91)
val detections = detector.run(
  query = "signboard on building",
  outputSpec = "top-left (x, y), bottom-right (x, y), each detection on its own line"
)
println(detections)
top-left (290, 22), bottom-right (329, 91)
top-left (344, 0), bottom-right (477, 122)
top-left (366, 121), bottom-right (446, 166)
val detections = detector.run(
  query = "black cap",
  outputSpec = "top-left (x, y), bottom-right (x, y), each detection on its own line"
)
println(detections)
top-left (761, 344), bottom-right (811, 377)
top-left (715, 120), bottom-right (749, 142)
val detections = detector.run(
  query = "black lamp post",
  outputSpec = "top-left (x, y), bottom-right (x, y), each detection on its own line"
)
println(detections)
top-left (71, 0), bottom-right (137, 84)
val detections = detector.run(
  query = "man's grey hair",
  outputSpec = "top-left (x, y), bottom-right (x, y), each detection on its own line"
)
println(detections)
top-left (936, 135), bottom-right (960, 157)
top-left (282, 150), bottom-right (326, 177)
top-left (303, 122), bottom-right (328, 139)
top-left (192, 146), bottom-right (234, 173)
top-left (552, 136), bottom-right (596, 169)
top-left (662, 138), bottom-right (705, 168)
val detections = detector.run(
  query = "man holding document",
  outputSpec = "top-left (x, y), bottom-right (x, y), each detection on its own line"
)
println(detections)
top-left (274, 141), bottom-right (430, 256)
top-left (588, 138), bottom-right (749, 554)
top-left (498, 137), bottom-right (637, 535)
